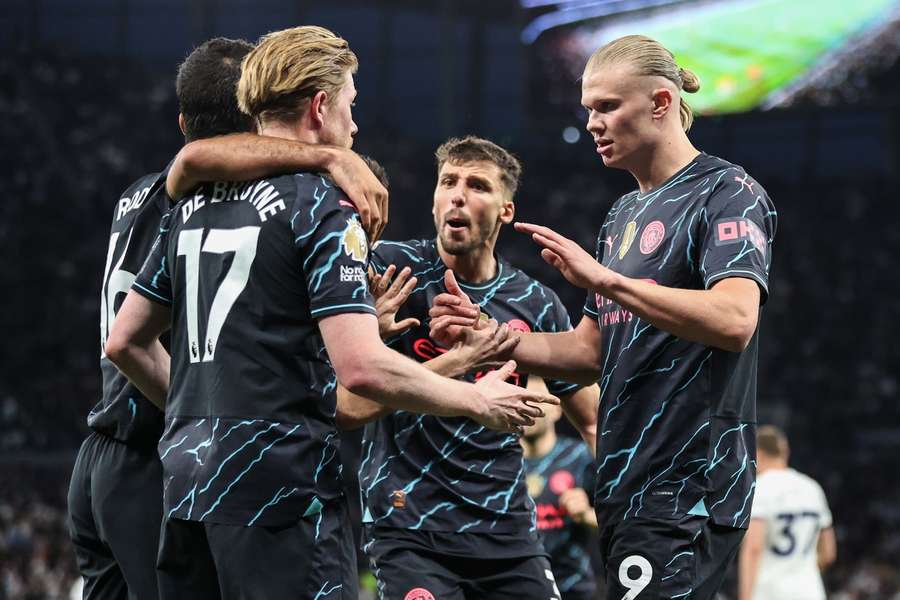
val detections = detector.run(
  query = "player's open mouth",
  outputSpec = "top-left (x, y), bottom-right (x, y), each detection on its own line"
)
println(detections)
top-left (596, 139), bottom-right (613, 155)
top-left (445, 216), bottom-right (470, 232)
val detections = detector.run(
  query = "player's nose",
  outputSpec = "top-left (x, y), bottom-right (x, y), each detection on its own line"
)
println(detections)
top-left (450, 184), bottom-right (466, 206)
top-left (586, 111), bottom-right (603, 134)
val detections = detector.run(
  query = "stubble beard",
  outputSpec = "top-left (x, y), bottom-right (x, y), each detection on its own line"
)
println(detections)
top-left (436, 217), bottom-right (496, 256)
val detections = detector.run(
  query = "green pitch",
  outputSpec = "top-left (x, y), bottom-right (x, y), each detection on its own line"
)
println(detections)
top-left (611, 0), bottom-right (897, 113)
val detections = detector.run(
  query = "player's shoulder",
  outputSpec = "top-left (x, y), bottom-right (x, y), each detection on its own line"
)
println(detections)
top-left (503, 261), bottom-right (569, 312)
top-left (702, 154), bottom-right (769, 198)
top-left (109, 170), bottom-right (167, 224)
top-left (608, 190), bottom-right (640, 218)
top-left (786, 468), bottom-right (828, 496)
top-left (371, 238), bottom-right (436, 266)
top-left (759, 468), bottom-right (816, 494)
top-left (272, 171), bottom-right (333, 206)
top-left (285, 172), bottom-right (363, 228)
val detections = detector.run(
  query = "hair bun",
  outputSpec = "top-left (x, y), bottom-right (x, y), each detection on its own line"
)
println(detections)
top-left (679, 67), bottom-right (701, 93)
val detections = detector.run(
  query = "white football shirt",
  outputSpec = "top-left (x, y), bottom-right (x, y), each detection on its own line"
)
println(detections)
top-left (751, 468), bottom-right (833, 600)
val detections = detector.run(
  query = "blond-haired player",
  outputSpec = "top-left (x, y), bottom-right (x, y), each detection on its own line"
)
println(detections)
top-left (107, 26), bottom-right (556, 599)
top-left (738, 425), bottom-right (836, 600)
top-left (430, 34), bottom-right (777, 599)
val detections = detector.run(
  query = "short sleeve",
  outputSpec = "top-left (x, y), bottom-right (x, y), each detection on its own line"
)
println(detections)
top-left (291, 177), bottom-right (376, 320)
top-left (817, 483), bottom-right (833, 528)
top-left (698, 170), bottom-right (777, 303)
top-left (133, 209), bottom-right (175, 306)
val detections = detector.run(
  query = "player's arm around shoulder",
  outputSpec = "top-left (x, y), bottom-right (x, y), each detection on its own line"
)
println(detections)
top-left (166, 133), bottom-right (387, 239)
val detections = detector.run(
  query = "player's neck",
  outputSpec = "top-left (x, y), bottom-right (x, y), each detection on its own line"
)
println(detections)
top-left (437, 241), bottom-right (498, 285)
top-left (632, 133), bottom-right (699, 194)
top-left (258, 121), bottom-right (319, 145)
top-left (522, 429), bottom-right (557, 459)
top-left (757, 459), bottom-right (788, 476)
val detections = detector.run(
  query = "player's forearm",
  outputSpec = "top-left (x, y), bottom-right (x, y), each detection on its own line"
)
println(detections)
top-left (561, 386), bottom-right (599, 455)
top-left (737, 549), bottom-right (760, 600)
top-left (599, 273), bottom-right (757, 352)
top-left (335, 349), bottom-right (469, 429)
top-left (345, 345), bottom-right (483, 419)
top-left (335, 386), bottom-right (391, 430)
top-left (817, 528), bottom-right (837, 570)
top-left (511, 330), bottom-right (602, 385)
top-left (107, 341), bottom-right (170, 411)
top-left (167, 133), bottom-right (341, 198)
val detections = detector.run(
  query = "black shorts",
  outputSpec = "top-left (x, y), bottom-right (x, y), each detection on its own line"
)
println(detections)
top-left (67, 432), bottom-right (163, 600)
top-left (598, 515), bottom-right (745, 600)
top-left (156, 499), bottom-right (357, 600)
top-left (365, 529), bottom-right (561, 600)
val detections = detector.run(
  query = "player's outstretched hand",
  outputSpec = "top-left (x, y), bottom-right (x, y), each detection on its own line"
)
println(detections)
top-left (472, 360), bottom-right (559, 434)
top-left (329, 148), bottom-right (388, 242)
top-left (514, 222), bottom-right (614, 291)
top-left (428, 270), bottom-right (482, 347)
top-left (369, 265), bottom-right (420, 339)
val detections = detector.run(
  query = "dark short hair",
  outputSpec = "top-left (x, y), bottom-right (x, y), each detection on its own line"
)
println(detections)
top-left (176, 37), bottom-right (255, 142)
top-left (434, 136), bottom-right (522, 197)
top-left (359, 155), bottom-right (389, 189)
top-left (757, 425), bottom-right (789, 459)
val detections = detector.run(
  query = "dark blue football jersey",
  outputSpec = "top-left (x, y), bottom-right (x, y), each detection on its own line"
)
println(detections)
top-left (133, 173), bottom-right (375, 526)
top-left (524, 436), bottom-right (597, 597)
top-left (583, 153), bottom-right (777, 529)
top-left (89, 169), bottom-right (169, 449)
top-left (360, 239), bottom-right (580, 545)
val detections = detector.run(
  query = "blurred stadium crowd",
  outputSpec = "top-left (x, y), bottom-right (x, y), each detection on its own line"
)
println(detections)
top-left (2, 47), bottom-right (899, 599)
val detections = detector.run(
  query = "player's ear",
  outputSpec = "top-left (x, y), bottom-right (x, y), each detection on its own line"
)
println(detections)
top-left (651, 87), bottom-right (673, 121)
top-left (499, 194), bottom-right (515, 225)
top-left (310, 90), bottom-right (329, 129)
top-left (178, 113), bottom-right (187, 137)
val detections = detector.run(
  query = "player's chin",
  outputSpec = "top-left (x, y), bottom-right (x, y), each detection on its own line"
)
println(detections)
top-left (439, 236), bottom-right (472, 256)
top-left (599, 153), bottom-right (619, 168)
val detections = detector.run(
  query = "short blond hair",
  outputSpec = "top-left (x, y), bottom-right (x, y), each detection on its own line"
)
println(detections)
top-left (584, 35), bottom-right (700, 132)
top-left (757, 425), bottom-right (790, 459)
top-left (237, 26), bottom-right (358, 124)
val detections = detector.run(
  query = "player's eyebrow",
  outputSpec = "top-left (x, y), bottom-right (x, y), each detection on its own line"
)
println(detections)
top-left (466, 174), bottom-right (492, 191)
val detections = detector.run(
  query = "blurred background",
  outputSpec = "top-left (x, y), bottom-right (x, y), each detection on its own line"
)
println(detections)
top-left (1, 0), bottom-right (899, 598)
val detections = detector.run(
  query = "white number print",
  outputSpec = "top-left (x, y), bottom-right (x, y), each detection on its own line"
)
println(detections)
top-left (618, 555), bottom-right (653, 600)
top-left (177, 227), bottom-right (260, 363)
top-left (544, 568), bottom-right (561, 600)
top-left (100, 230), bottom-right (136, 356)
